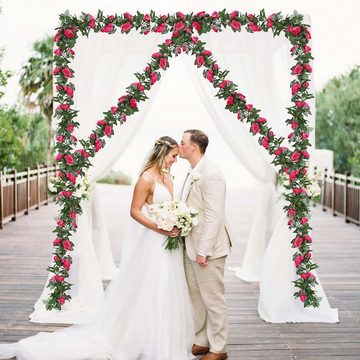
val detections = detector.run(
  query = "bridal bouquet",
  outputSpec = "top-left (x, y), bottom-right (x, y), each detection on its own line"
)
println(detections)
top-left (148, 200), bottom-right (199, 250)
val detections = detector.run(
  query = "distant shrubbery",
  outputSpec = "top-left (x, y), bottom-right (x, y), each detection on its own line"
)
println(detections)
top-left (316, 66), bottom-right (360, 176)
top-left (97, 170), bottom-right (132, 186)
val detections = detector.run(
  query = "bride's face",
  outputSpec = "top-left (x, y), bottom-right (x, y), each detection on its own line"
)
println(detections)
top-left (164, 147), bottom-right (179, 169)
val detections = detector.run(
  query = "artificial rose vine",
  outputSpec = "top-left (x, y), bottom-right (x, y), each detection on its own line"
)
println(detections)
top-left (48, 9), bottom-right (319, 311)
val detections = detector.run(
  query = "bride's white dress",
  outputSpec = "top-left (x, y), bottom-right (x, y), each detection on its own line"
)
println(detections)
top-left (0, 182), bottom-right (195, 360)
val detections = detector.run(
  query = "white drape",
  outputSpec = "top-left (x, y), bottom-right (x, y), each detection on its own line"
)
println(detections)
top-left (31, 31), bottom-right (164, 324)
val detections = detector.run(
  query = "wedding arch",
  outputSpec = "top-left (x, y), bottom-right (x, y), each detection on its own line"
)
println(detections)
top-left (49, 9), bottom-right (317, 311)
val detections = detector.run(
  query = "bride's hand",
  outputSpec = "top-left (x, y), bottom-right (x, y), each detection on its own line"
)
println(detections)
top-left (160, 227), bottom-right (180, 238)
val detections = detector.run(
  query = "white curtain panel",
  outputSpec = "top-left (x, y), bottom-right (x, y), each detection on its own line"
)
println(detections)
top-left (31, 31), bottom-right (165, 324)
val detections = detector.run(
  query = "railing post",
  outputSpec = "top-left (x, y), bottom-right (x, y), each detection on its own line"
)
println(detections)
top-left (0, 171), bottom-right (3, 229)
top-left (36, 163), bottom-right (40, 210)
top-left (332, 170), bottom-right (337, 216)
top-left (321, 168), bottom-right (327, 211)
top-left (344, 172), bottom-right (349, 223)
top-left (13, 169), bottom-right (17, 221)
top-left (26, 167), bottom-right (30, 215)
top-left (45, 162), bottom-right (49, 205)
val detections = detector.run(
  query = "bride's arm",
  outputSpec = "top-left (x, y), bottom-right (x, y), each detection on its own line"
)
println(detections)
top-left (130, 176), bottom-right (177, 237)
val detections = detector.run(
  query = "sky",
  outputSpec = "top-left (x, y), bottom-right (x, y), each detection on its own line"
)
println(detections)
top-left (0, 0), bottom-right (359, 188)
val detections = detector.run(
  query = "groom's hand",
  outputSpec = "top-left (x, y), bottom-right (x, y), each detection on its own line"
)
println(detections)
top-left (196, 254), bottom-right (208, 267)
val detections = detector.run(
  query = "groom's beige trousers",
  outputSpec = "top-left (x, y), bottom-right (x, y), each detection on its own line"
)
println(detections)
top-left (184, 251), bottom-right (228, 353)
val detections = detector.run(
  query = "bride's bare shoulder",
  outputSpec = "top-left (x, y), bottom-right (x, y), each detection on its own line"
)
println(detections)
top-left (135, 172), bottom-right (155, 189)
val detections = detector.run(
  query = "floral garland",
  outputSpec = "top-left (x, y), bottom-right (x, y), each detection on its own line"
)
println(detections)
top-left (49, 9), bottom-right (319, 310)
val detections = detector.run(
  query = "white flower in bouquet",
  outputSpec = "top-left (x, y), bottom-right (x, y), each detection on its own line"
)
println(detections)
top-left (73, 173), bottom-right (92, 200)
top-left (148, 200), bottom-right (199, 250)
top-left (48, 176), bottom-right (58, 194)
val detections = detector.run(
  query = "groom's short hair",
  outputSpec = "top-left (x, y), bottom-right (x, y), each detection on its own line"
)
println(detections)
top-left (184, 129), bottom-right (209, 154)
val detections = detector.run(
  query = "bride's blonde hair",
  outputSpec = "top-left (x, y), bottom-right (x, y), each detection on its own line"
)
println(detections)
top-left (140, 136), bottom-right (178, 176)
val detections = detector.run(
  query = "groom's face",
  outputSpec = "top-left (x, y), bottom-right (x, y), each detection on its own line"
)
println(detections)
top-left (179, 133), bottom-right (194, 160)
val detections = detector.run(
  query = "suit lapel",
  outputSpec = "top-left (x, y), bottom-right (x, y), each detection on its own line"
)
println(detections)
top-left (184, 158), bottom-right (207, 202)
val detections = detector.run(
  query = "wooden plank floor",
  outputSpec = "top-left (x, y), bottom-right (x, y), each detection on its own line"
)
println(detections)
top-left (0, 184), bottom-right (359, 359)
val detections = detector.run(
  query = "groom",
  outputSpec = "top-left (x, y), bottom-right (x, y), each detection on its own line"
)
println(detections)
top-left (179, 129), bottom-right (232, 360)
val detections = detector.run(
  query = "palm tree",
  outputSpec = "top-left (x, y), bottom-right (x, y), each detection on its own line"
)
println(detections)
top-left (19, 36), bottom-right (53, 161)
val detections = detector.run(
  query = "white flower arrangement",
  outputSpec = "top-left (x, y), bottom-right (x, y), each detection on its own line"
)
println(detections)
top-left (148, 199), bottom-right (199, 250)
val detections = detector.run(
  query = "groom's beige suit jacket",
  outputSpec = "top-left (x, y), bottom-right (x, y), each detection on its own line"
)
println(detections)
top-left (182, 158), bottom-right (232, 261)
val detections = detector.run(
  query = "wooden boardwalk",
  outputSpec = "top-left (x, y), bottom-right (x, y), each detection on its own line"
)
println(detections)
top-left (0, 184), bottom-right (359, 359)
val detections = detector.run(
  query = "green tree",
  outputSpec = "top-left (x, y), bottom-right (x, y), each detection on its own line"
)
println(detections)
top-left (316, 66), bottom-right (360, 176)
top-left (0, 48), bottom-right (11, 100)
top-left (19, 36), bottom-right (53, 160)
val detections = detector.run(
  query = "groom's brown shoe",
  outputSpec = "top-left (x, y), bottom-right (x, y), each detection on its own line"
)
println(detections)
top-left (200, 352), bottom-right (228, 360)
top-left (192, 344), bottom-right (210, 356)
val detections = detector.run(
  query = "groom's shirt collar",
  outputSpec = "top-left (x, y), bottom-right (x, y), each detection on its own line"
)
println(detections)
top-left (189, 156), bottom-right (205, 174)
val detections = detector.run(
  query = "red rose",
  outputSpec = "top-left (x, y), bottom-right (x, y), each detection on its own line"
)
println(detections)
top-left (306, 252), bottom-right (312, 259)
top-left (174, 21), bottom-right (185, 32)
top-left (305, 28), bottom-right (311, 40)
top-left (97, 119), bottom-right (107, 126)
top-left (56, 275), bottom-right (65, 282)
top-left (58, 296), bottom-right (66, 305)
top-left (237, 111), bottom-right (242, 120)
top-left (56, 135), bottom-right (64, 143)
top-left (61, 258), bottom-right (71, 271)
top-left (62, 67), bottom-right (73, 78)
top-left (299, 293), bottom-right (307, 302)
top-left (288, 25), bottom-right (302, 36)
top-left (136, 83), bottom-right (145, 91)
top-left (291, 121), bottom-right (299, 130)
top-left (251, 123), bottom-right (260, 134)
top-left (54, 48), bottom-right (61, 56)
top-left (191, 36), bottom-right (198, 43)
top-left (274, 147), bottom-right (283, 156)
top-left (206, 70), bottom-right (213, 82)
top-left (53, 66), bottom-right (61, 75)
top-left (219, 80), bottom-right (229, 88)
top-left (293, 188), bottom-right (304, 195)
top-left (165, 39), bottom-right (172, 46)
top-left (53, 238), bottom-right (62, 246)
top-left (202, 50), bottom-right (212, 56)
top-left (104, 125), bottom-right (112, 137)
top-left (262, 137), bottom-right (269, 149)
top-left (294, 237), bottom-right (303, 247)
top-left (256, 117), bottom-right (267, 123)
top-left (88, 14), bottom-right (95, 29)
top-left (124, 12), bottom-right (133, 21)
top-left (288, 208), bottom-right (296, 217)
top-left (213, 63), bottom-right (219, 70)
top-left (63, 86), bottom-right (74, 98)
top-left (295, 255), bottom-right (304, 268)
top-left (196, 55), bottom-right (205, 67)
top-left (64, 28), bottom-right (74, 38)
top-left (57, 220), bottom-right (65, 227)
top-left (150, 72), bottom-right (158, 85)
top-left (301, 133), bottom-right (309, 140)
top-left (118, 95), bottom-right (127, 103)
top-left (66, 173), bottom-right (76, 184)
top-left (81, 149), bottom-right (89, 158)
top-left (289, 170), bottom-right (299, 182)
top-left (245, 104), bottom-right (253, 112)
top-left (177, 11), bottom-right (185, 20)
top-left (304, 45), bottom-right (311, 53)
top-left (129, 97), bottom-right (137, 108)
top-left (54, 31), bottom-right (60, 43)
top-left (301, 217), bottom-right (309, 224)
top-left (304, 64), bottom-right (312, 73)
top-left (95, 139), bottom-right (102, 152)
top-left (291, 83), bottom-right (302, 95)
top-left (288, 219), bottom-right (293, 226)
top-left (101, 23), bottom-right (114, 33)
top-left (292, 64), bottom-right (303, 75)
top-left (154, 23), bottom-right (166, 33)
top-left (300, 272), bottom-right (315, 280)
top-left (121, 21), bottom-right (132, 33)
top-left (267, 14), bottom-right (274, 28)
top-left (249, 22), bottom-right (261, 32)
top-left (290, 151), bottom-right (301, 162)
top-left (304, 235), bottom-right (312, 243)
top-left (62, 240), bottom-right (72, 250)
top-left (211, 11), bottom-right (219, 19)
top-left (295, 101), bottom-right (309, 108)
top-left (54, 256), bottom-right (60, 262)
top-left (159, 57), bottom-right (167, 70)
top-left (55, 153), bottom-right (64, 162)
top-left (230, 11), bottom-right (239, 19)
top-left (64, 154), bottom-right (74, 165)
top-left (226, 96), bottom-right (234, 106)
top-left (68, 211), bottom-right (76, 219)
top-left (193, 21), bottom-right (201, 32)
top-left (301, 150), bottom-right (310, 159)
top-left (230, 20), bottom-right (241, 31)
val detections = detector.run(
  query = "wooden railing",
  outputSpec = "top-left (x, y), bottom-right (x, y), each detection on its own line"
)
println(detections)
top-left (320, 168), bottom-right (360, 226)
top-left (0, 163), bottom-right (56, 229)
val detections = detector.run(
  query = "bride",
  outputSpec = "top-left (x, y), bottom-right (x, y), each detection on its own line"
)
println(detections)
top-left (0, 136), bottom-right (195, 360)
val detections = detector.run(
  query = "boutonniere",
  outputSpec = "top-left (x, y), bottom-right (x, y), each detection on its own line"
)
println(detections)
top-left (191, 171), bottom-right (201, 185)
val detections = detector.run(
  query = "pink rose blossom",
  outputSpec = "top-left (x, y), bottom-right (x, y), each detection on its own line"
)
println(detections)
top-left (66, 173), bottom-right (76, 184)
top-left (53, 238), bottom-right (62, 246)
top-left (294, 237), bottom-right (303, 247)
top-left (299, 293), bottom-right (307, 302)
top-left (196, 55), bottom-right (205, 67)
top-left (206, 70), bottom-right (213, 82)
top-left (230, 20), bottom-right (241, 31)
top-left (62, 67), bottom-right (73, 78)
top-left (226, 96), bottom-right (234, 106)
top-left (58, 296), bottom-right (66, 305)
top-left (150, 72), bottom-right (158, 85)
top-left (104, 125), bottom-right (112, 137)
top-left (292, 64), bottom-right (303, 75)
top-left (304, 235), bottom-right (312, 243)
top-left (62, 240), bottom-right (72, 250)
top-left (295, 255), bottom-right (304, 268)
top-left (129, 97), bottom-right (137, 108)
top-left (65, 154), bottom-right (74, 165)
top-left (245, 104), bottom-right (253, 112)
top-left (159, 57), bottom-right (167, 70)
top-left (251, 123), bottom-right (260, 134)
top-left (288, 25), bottom-right (302, 36)
top-left (301, 217), bottom-right (309, 224)
top-left (288, 208), bottom-right (296, 217)
top-left (249, 22), bottom-right (261, 32)
top-left (290, 151), bottom-right (301, 162)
